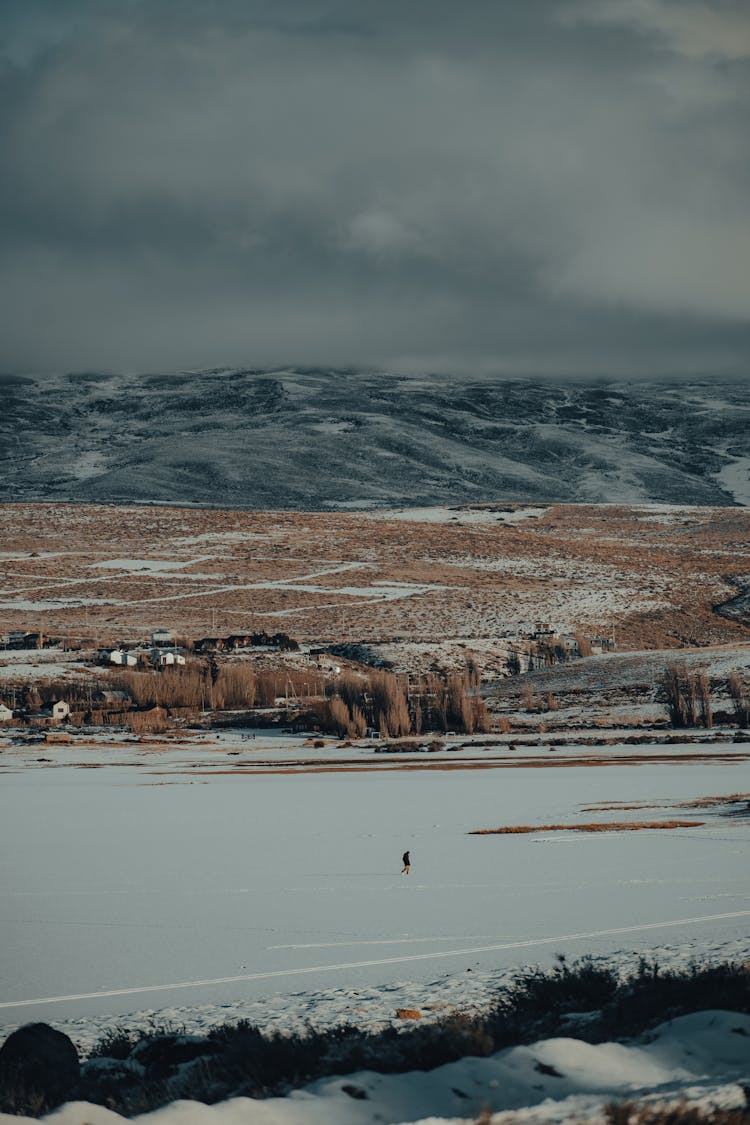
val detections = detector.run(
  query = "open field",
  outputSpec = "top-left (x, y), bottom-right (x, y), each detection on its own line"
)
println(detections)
top-left (1, 502), bottom-right (748, 664)
top-left (1, 735), bottom-right (749, 1040)
top-left (2, 502), bottom-right (750, 1122)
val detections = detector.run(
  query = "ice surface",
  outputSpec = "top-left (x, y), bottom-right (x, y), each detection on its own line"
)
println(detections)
top-left (1, 747), bottom-right (749, 1035)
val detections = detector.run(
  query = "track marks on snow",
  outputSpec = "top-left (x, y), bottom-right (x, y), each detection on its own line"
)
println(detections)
top-left (3, 909), bottom-right (750, 1011)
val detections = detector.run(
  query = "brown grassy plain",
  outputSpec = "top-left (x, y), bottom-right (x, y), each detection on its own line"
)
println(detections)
top-left (0, 503), bottom-right (748, 664)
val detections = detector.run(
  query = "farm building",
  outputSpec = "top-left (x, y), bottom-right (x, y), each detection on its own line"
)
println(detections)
top-left (106, 649), bottom-right (138, 667)
top-left (0, 702), bottom-right (14, 722)
top-left (151, 648), bottom-right (186, 666)
top-left (36, 700), bottom-right (70, 723)
top-left (151, 629), bottom-right (173, 646)
top-left (98, 690), bottom-right (130, 706)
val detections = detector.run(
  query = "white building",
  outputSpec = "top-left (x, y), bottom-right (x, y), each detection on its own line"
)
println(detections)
top-left (152, 629), bottom-right (173, 646)
top-left (42, 700), bottom-right (70, 722)
top-left (0, 703), bottom-right (13, 722)
top-left (108, 649), bottom-right (138, 667)
top-left (152, 649), bottom-right (186, 666)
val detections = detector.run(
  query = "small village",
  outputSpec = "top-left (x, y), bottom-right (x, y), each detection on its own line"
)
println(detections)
top-left (0, 622), bottom-right (615, 738)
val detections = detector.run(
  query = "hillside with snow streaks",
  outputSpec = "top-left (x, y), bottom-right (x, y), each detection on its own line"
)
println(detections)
top-left (1, 371), bottom-right (748, 507)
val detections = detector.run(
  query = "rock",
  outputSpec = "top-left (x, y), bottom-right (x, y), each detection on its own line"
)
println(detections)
top-left (534, 1059), bottom-right (564, 1078)
top-left (395, 1008), bottom-right (422, 1020)
top-left (341, 1083), bottom-right (368, 1100)
top-left (0, 1022), bottom-right (80, 1113)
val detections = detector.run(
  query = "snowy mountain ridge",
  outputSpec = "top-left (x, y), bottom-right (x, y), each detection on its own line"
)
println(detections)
top-left (1, 370), bottom-right (748, 508)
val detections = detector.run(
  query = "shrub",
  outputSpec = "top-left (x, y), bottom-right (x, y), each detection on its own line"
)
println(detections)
top-left (605, 1100), bottom-right (750, 1124)
top-left (78, 957), bottom-right (750, 1118)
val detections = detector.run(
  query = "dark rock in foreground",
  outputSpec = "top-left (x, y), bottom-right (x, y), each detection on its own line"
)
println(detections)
top-left (0, 1022), bottom-right (80, 1115)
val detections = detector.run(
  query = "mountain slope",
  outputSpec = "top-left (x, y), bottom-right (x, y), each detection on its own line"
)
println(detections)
top-left (1, 370), bottom-right (748, 507)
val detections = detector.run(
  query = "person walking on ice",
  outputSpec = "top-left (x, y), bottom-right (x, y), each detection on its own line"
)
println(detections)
top-left (401, 850), bottom-right (411, 874)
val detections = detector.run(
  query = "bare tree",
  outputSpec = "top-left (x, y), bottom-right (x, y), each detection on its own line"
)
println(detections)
top-left (661, 663), bottom-right (712, 728)
top-left (728, 672), bottom-right (750, 727)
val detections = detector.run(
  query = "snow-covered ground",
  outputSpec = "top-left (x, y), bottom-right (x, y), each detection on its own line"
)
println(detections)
top-left (1, 740), bottom-right (749, 1123)
top-left (362, 505), bottom-right (549, 524)
top-left (3, 1009), bottom-right (750, 1124)
top-left (1, 742), bottom-right (749, 1033)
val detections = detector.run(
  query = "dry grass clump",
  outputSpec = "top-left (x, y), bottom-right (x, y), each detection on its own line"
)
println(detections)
top-left (686, 793), bottom-right (750, 808)
top-left (605, 1099), bottom-right (750, 1124)
top-left (470, 820), bottom-right (704, 835)
top-left (123, 709), bottom-right (170, 733)
top-left (582, 803), bottom-right (666, 812)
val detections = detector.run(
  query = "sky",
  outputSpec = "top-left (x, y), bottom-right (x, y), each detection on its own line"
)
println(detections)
top-left (0, 0), bottom-right (749, 377)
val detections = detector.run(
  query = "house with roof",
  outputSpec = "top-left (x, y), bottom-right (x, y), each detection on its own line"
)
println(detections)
top-left (41, 700), bottom-right (70, 723)
top-left (107, 649), bottom-right (139, 667)
top-left (0, 702), bottom-right (14, 722)
top-left (98, 690), bottom-right (131, 707)
top-left (151, 648), bottom-right (186, 666)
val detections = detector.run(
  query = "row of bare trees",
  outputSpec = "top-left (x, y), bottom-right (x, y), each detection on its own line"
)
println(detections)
top-left (111, 665), bottom-right (326, 711)
top-left (728, 672), bottom-right (750, 727)
top-left (661, 664), bottom-right (712, 727)
top-left (310, 667), bottom-right (491, 739)
top-left (661, 665), bottom-right (750, 729)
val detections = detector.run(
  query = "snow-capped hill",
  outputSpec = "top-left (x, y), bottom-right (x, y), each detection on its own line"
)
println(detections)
top-left (1, 370), bottom-right (748, 508)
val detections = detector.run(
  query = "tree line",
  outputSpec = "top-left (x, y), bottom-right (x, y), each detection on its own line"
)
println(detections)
top-left (661, 664), bottom-right (750, 729)
top-left (309, 666), bottom-right (490, 738)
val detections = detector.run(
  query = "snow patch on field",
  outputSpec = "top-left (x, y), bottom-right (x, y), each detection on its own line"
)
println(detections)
top-left (0, 597), bottom-right (117, 611)
top-left (90, 558), bottom-right (214, 573)
top-left (717, 456), bottom-right (750, 506)
top-left (634, 504), bottom-right (715, 524)
top-left (3, 934), bottom-right (747, 1061)
top-left (0, 659), bottom-right (87, 682)
top-left (363, 506), bottom-right (549, 524)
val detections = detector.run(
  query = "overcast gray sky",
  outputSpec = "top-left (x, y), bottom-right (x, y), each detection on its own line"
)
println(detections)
top-left (1, 0), bottom-right (749, 376)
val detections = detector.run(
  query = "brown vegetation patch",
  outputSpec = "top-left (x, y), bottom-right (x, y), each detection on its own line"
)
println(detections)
top-left (470, 819), bottom-right (705, 835)
top-left (143, 749), bottom-right (750, 777)
top-left (581, 802), bottom-right (668, 812)
top-left (1, 502), bottom-right (749, 657)
top-left (605, 1101), bottom-right (750, 1125)
top-left (685, 792), bottom-right (750, 808)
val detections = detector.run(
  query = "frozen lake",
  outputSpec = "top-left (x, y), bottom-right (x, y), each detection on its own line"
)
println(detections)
top-left (1, 744), bottom-right (749, 1034)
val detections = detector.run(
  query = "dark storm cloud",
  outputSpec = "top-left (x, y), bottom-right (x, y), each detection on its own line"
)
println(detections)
top-left (0, 0), bottom-right (749, 374)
